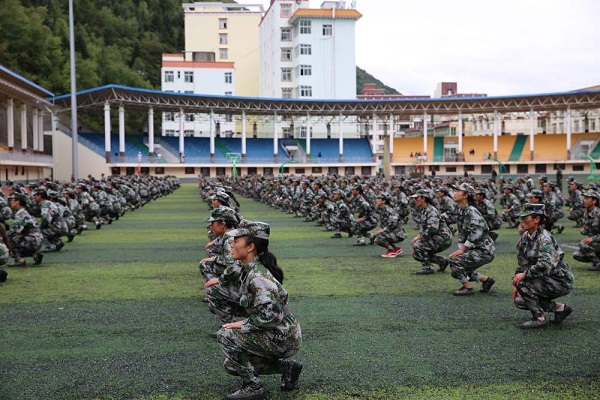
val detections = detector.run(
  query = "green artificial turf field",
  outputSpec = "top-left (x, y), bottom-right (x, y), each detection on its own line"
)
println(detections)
top-left (1, 183), bottom-right (599, 399)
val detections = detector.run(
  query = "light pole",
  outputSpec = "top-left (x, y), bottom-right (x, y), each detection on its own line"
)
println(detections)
top-left (69, 0), bottom-right (78, 179)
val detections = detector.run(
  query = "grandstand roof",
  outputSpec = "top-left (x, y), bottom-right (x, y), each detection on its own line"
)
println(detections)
top-left (48, 84), bottom-right (600, 118)
top-left (0, 64), bottom-right (54, 106)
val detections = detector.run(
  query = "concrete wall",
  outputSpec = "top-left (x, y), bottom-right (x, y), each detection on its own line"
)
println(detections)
top-left (52, 130), bottom-right (109, 181)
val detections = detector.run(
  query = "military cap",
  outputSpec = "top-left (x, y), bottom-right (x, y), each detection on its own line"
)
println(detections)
top-left (453, 183), bottom-right (474, 194)
top-left (517, 203), bottom-right (546, 217)
top-left (411, 189), bottom-right (432, 199)
top-left (436, 187), bottom-right (449, 195)
top-left (377, 192), bottom-right (391, 202)
top-left (205, 206), bottom-right (237, 223)
top-left (33, 188), bottom-right (47, 197)
top-left (527, 189), bottom-right (544, 198)
top-left (503, 184), bottom-right (514, 190)
top-left (583, 190), bottom-right (600, 199)
top-left (227, 219), bottom-right (270, 240)
top-left (332, 189), bottom-right (345, 197)
top-left (211, 191), bottom-right (230, 204)
top-left (474, 188), bottom-right (487, 196)
top-left (8, 193), bottom-right (28, 203)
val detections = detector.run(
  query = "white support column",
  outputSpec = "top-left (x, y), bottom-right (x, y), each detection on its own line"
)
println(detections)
top-left (104, 102), bottom-right (111, 161)
top-left (6, 99), bottom-right (14, 150)
top-left (338, 112), bottom-right (344, 162)
top-left (38, 111), bottom-right (44, 153)
top-left (241, 112), bottom-right (247, 159)
top-left (371, 112), bottom-right (377, 155)
top-left (20, 104), bottom-right (27, 151)
top-left (32, 109), bottom-right (39, 152)
top-left (148, 107), bottom-right (155, 155)
top-left (423, 112), bottom-right (428, 158)
top-left (179, 109), bottom-right (185, 160)
top-left (566, 107), bottom-right (572, 159)
top-left (529, 108), bottom-right (535, 161)
top-left (306, 112), bottom-right (311, 156)
top-left (51, 113), bottom-right (58, 135)
top-left (273, 113), bottom-right (279, 162)
top-left (388, 113), bottom-right (394, 155)
top-left (118, 104), bottom-right (125, 155)
top-left (493, 111), bottom-right (499, 159)
top-left (209, 110), bottom-right (215, 156)
top-left (458, 112), bottom-right (463, 155)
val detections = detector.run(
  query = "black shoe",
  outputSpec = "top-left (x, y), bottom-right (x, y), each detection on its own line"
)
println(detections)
top-left (437, 258), bottom-right (448, 272)
top-left (67, 233), bottom-right (75, 242)
top-left (557, 226), bottom-right (565, 234)
top-left (0, 268), bottom-right (7, 282)
top-left (416, 268), bottom-right (434, 275)
top-left (95, 221), bottom-right (102, 230)
top-left (281, 360), bottom-right (303, 391)
top-left (8, 259), bottom-right (27, 267)
top-left (489, 231), bottom-right (499, 242)
top-left (226, 383), bottom-right (267, 400)
top-left (55, 242), bottom-right (64, 251)
top-left (588, 265), bottom-right (600, 271)
top-left (453, 287), bottom-right (474, 296)
top-left (519, 319), bottom-right (548, 329)
top-left (480, 277), bottom-right (496, 293)
top-left (352, 241), bottom-right (366, 247)
top-left (551, 305), bottom-right (573, 325)
top-left (331, 233), bottom-right (342, 238)
top-left (33, 253), bottom-right (43, 266)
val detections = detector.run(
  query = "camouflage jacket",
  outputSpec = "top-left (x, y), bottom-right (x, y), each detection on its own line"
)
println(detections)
top-left (581, 206), bottom-right (600, 241)
top-left (376, 204), bottom-right (402, 233)
top-left (10, 207), bottom-right (41, 236)
top-left (351, 194), bottom-right (376, 221)
top-left (416, 203), bottom-right (452, 241)
top-left (217, 234), bottom-right (241, 286)
top-left (457, 204), bottom-right (494, 252)
top-left (516, 227), bottom-right (573, 283)
top-left (239, 257), bottom-right (292, 334)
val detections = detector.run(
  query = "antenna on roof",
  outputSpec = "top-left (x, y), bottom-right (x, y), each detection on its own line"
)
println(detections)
top-left (351, 1), bottom-right (357, 9)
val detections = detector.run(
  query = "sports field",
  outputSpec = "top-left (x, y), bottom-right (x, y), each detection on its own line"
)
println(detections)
top-left (1, 183), bottom-right (599, 400)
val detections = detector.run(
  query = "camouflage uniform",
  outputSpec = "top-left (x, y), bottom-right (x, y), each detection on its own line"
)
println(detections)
top-left (515, 216), bottom-right (574, 321)
top-left (9, 207), bottom-right (43, 260)
top-left (330, 192), bottom-right (353, 237)
top-left (38, 195), bottom-right (66, 251)
top-left (374, 198), bottom-right (407, 252)
top-left (543, 184), bottom-right (564, 232)
top-left (448, 204), bottom-right (495, 283)
top-left (350, 192), bottom-right (378, 245)
top-left (474, 191), bottom-right (502, 235)
top-left (573, 194), bottom-right (600, 270)
top-left (567, 184), bottom-right (584, 225)
top-left (412, 202), bottom-right (453, 273)
top-left (500, 187), bottom-right (521, 227)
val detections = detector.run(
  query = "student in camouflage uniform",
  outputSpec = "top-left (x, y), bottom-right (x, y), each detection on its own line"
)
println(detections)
top-left (441, 183), bottom-right (496, 296)
top-left (0, 221), bottom-right (10, 282)
top-left (542, 182), bottom-right (565, 234)
top-left (567, 181), bottom-right (585, 227)
top-left (7, 193), bottom-right (43, 267)
top-left (513, 203), bottom-right (574, 329)
top-left (76, 184), bottom-right (102, 229)
top-left (217, 220), bottom-right (302, 400)
top-left (0, 191), bottom-right (13, 226)
top-left (349, 185), bottom-right (378, 246)
top-left (501, 184), bottom-right (522, 228)
top-left (473, 188), bottom-right (502, 241)
top-left (330, 190), bottom-right (353, 238)
top-left (435, 187), bottom-right (460, 234)
top-left (200, 207), bottom-right (239, 282)
top-left (34, 188), bottom-right (66, 252)
top-left (573, 190), bottom-right (600, 271)
top-left (373, 192), bottom-right (406, 258)
top-left (410, 189), bottom-right (453, 275)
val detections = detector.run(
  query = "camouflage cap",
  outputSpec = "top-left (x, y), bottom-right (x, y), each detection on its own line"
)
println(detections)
top-left (517, 203), bottom-right (546, 217)
top-left (474, 188), bottom-right (487, 196)
top-left (410, 189), bottom-right (432, 199)
top-left (211, 191), bottom-right (230, 204)
top-left (527, 189), bottom-right (544, 198)
top-left (377, 192), bottom-right (391, 202)
top-left (332, 189), bottom-right (345, 197)
top-left (583, 190), bottom-right (600, 199)
top-left (227, 219), bottom-right (270, 240)
top-left (205, 206), bottom-right (237, 223)
top-left (8, 193), bottom-right (28, 203)
top-left (453, 183), bottom-right (474, 194)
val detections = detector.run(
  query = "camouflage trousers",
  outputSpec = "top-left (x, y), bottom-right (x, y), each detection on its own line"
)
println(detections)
top-left (0, 241), bottom-right (8, 265)
top-left (351, 218), bottom-right (377, 239)
top-left (501, 210), bottom-right (518, 225)
top-left (330, 217), bottom-right (352, 234)
top-left (412, 236), bottom-right (452, 270)
top-left (374, 227), bottom-right (407, 250)
top-left (199, 261), bottom-right (226, 281)
top-left (567, 208), bottom-right (584, 223)
top-left (573, 241), bottom-right (600, 267)
top-left (10, 233), bottom-right (43, 258)
top-left (217, 316), bottom-right (302, 385)
top-left (41, 225), bottom-right (65, 246)
top-left (206, 283), bottom-right (247, 323)
top-left (516, 275), bottom-right (573, 319)
top-left (449, 248), bottom-right (495, 283)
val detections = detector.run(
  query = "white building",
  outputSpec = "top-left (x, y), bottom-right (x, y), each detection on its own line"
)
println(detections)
top-left (161, 54), bottom-right (236, 137)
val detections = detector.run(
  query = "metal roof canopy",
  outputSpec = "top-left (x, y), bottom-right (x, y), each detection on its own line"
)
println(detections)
top-left (49, 84), bottom-right (600, 118)
top-left (0, 65), bottom-right (55, 106)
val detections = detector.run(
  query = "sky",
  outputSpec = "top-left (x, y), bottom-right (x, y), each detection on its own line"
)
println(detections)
top-left (256, 0), bottom-right (600, 97)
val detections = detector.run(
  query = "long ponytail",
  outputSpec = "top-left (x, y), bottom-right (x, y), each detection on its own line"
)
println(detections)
top-left (248, 236), bottom-right (284, 283)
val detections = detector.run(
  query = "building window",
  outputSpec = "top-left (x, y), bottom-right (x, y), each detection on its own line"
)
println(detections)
top-left (164, 112), bottom-right (174, 121)
top-left (299, 126), bottom-right (307, 138)
top-left (225, 72), bottom-right (232, 84)
top-left (300, 20), bottom-right (311, 34)
top-left (219, 34), bottom-right (228, 44)
top-left (300, 65), bottom-right (312, 76)
top-left (224, 91), bottom-right (232, 96)
top-left (281, 48), bottom-right (292, 61)
top-left (165, 129), bottom-right (176, 136)
top-left (224, 114), bottom-right (233, 122)
top-left (164, 71), bottom-right (174, 82)
top-left (299, 85), bottom-right (312, 98)
top-left (219, 18), bottom-right (228, 29)
top-left (281, 27), bottom-right (292, 41)
top-left (323, 24), bottom-right (332, 36)
top-left (299, 44), bottom-right (311, 55)
top-left (282, 88), bottom-right (293, 98)
top-left (184, 130), bottom-right (194, 136)
top-left (281, 68), bottom-right (292, 82)
top-left (281, 3), bottom-right (292, 17)
top-left (185, 114), bottom-right (194, 122)
top-left (184, 71), bottom-right (194, 83)
top-left (220, 48), bottom-right (228, 59)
